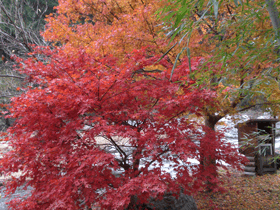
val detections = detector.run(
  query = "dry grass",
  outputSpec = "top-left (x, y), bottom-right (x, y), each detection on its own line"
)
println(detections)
top-left (194, 169), bottom-right (280, 210)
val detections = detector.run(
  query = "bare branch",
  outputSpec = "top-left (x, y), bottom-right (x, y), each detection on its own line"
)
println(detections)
top-left (0, 94), bottom-right (20, 98)
top-left (0, 74), bottom-right (24, 79)
top-left (238, 102), bottom-right (280, 112)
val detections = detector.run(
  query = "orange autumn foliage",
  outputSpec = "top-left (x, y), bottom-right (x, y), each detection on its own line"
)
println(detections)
top-left (43, 0), bottom-right (181, 60)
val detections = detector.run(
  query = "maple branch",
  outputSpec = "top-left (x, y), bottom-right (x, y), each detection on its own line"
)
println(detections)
top-left (101, 1), bottom-right (119, 20)
top-left (97, 143), bottom-right (134, 148)
top-left (107, 135), bottom-right (128, 167)
top-left (101, 85), bottom-right (136, 103)
top-left (75, 133), bottom-right (91, 150)
top-left (132, 68), bottom-right (162, 78)
top-left (150, 98), bottom-right (159, 110)
top-left (112, 0), bottom-right (123, 13)
top-left (157, 42), bottom-right (177, 65)
top-left (99, 79), bottom-right (118, 101)
top-left (97, 78), bottom-right (100, 101)
top-left (194, 10), bottom-right (219, 36)
top-left (121, 120), bottom-right (139, 129)
top-left (229, 66), bottom-right (258, 112)
top-left (226, 4), bottom-right (237, 22)
top-left (90, 6), bottom-right (115, 24)
top-left (166, 110), bottom-right (186, 123)
top-left (230, 77), bottom-right (245, 109)
top-left (143, 16), bottom-right (155, 38)
top-left (129, 37), bottom-right (158, 43)
top-left (138, 147), bottom-right (170, 176)
top-left (128, 3), bottom-right (134, 10)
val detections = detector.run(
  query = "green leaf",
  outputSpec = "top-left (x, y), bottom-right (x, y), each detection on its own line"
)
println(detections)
top-left (174, 6), bottom-right (190, 27)
top-left (162, 11), bottom-right (176, 22)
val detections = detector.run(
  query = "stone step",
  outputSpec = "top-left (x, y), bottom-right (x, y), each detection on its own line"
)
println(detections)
top-left (243, 171), bottom-right (256, 176)
top-left (244, 166), bottom-right (256, 172)
top-left (246, 161), bottom-right (255, 167)
top-left (246, 156), bottom-right (255, 161)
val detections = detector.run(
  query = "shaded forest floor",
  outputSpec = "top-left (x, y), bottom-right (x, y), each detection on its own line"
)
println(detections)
top-left (194, 169), bottom-right (280, 210)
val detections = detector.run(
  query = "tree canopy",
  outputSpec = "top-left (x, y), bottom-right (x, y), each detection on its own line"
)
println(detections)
top-left (159, 0), bottom-right (280, 126)
top-left (0, 0), bottom-right (246, 209)
top-left (1, 45), bottom-right (244, 209)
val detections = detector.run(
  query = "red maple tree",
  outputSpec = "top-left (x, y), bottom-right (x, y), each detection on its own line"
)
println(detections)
top-left (1, 46), bottom-right (245, 209)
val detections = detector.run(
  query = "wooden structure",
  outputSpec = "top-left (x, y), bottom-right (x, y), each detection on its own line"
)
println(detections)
top-left (237, 119), bottom-right (278, 176)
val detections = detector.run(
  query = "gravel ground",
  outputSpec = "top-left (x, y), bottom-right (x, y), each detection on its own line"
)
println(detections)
top-left (0, 184), bottom-right (32, 210)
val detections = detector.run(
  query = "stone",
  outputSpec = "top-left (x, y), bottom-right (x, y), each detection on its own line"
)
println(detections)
top-left (146, 193), bottom-right (197, 210)
top-left (126, 193), bottom-right (197, 210)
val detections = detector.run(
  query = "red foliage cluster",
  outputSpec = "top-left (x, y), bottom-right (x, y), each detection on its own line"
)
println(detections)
top-left (1, 46), bottom-right (245, 209)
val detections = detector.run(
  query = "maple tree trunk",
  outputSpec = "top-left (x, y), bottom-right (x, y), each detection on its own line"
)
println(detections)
top-left (127, 195), bottom-right (139, 210)
top-left (200, 114), bottom-right (222, 190)
top-left (204, 114), bottom-right (219, 131)
top-left (205, 115), bottom-right (217, 173)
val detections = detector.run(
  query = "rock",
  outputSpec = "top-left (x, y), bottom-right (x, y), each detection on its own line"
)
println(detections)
top-left (146, 193), bottom-right (197, 210)
top-left (0, 141), bottom-right (12, 159)
top-left (126, 193), bottom-right (197, 210)
top-left (0, 184), bottom-right (32, 210)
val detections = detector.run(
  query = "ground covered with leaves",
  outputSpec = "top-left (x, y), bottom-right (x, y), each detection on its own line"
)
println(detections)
top-left (194, 169), bottom-right (280, 209)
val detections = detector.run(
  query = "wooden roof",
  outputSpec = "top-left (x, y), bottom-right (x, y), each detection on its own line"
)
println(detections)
top-left (244, 119), bottom-right (279, 123)
top-left (235, 119), bottom-right (279, 128)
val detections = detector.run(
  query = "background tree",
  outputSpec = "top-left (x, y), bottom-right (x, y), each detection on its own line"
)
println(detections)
top-left (42, 0), bottom-right (198, 62)
top-left (159, 0), bottom-right (280, 128)
top-left (157, 0), bottom-right (280, 177)
top-left (0, 0), bottom-right (57, 130)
